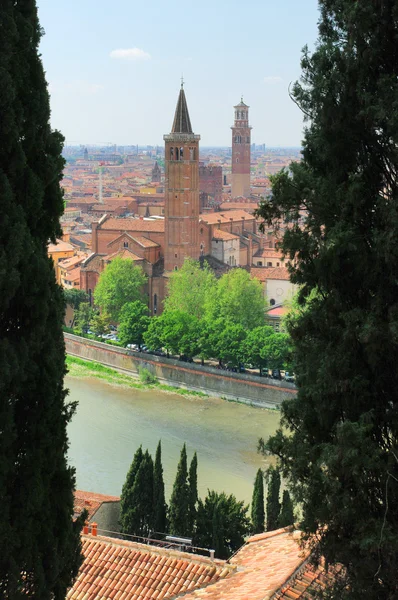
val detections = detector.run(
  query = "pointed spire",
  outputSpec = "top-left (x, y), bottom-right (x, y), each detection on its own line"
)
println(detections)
top-left (171, 86), bottom-right (193, 134)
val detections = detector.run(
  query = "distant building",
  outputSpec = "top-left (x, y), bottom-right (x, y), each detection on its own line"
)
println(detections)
top-left (199, 164), bottom-right (223, 205)
top-left (231, 99), bottom-right (252, 198)
top-left (151, 161), bottom-right (161, 182)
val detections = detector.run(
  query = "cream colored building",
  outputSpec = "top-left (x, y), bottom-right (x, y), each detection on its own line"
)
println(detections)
top-left (211, 229), bottom-right (240, 266)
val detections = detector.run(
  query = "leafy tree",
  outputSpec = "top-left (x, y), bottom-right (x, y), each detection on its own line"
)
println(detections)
top-left (278, 490), bottom-right (294, 529)
top-left (118, 301), bottom-right (150, 348)
top-left (164, 258), bottom-right (216, 319)
top-left (64, 288), bottom-right (88, 310)
top-left (241, 326), bottom-right (275, 374)
top-left (168, 444), bottom-right (189, 536)
top-left (251, 469), bottom-right (265, 534)
top-left (256, 1), bottom-right (398, 596)
top-left (120, 446), bottom-right (143, 533)
top-left (266, 466), bottom-right (281, 532)
top-left (205, 269), bottom-right (265, 330)
top-left (94, 256), bottom-right (147, 321)
top-left (74, 302), bottom-right (95, 335)
top-left (195, 491), bottom-right (250, 559)
top-left (187, 452), bottom-right (198, 536)
top-left (144, 310), bottom-right (200, 358)
top-left (0, 3), bottom-right (84, 596)
top-left (260, 332), bottom-right (291, 372)
top-left (212, 319), bottom-right (246, 367)
top-left (153, 441), bottom-right (167, 535)
top-left (89, 311), bottom-right (111, 337)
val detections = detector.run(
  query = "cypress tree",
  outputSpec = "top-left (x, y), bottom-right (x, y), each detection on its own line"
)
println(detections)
top-left (153, 441), bottom-right (167, 534)
top-left (168, 444), bottom-right (189, 536)
top-left (0, 2), bottom-right (83, 597)
top-left (120, 449), bottom-right (154, 537)
top-left (266, 467), bottom-right (281, 532)
top-left (120, 445), bottom-right (143, 533)
top-left (251, 469), bottom-right (265, 534)
top-left (278, 491), bottom-right (294, 529)
top-left (257, 1), bottom-right (398, 596)
top-left (187, 452), bottom-right (198, 535)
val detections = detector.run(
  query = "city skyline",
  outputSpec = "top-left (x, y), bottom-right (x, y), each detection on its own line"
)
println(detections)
top-left (37, 0), bottom-right (319, 147)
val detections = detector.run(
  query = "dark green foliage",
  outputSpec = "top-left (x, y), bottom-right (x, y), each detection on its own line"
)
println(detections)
top-left (266, 467), bottom-right (281, 532)
top-left (153, 441), bottom-right (167, 534)
top-left (118, 301), bottom-right (150, 349)
top-left (168, 444), bottom-right (189, 536)
top-left (194, 491), bottom-right (250, 559)
top-left (74, 302), bottom-right (94, 335)
top-left (120, 449), bottom-right (154, 537)
top-left (187, 452), bottom-right (198, 535)
top-left (0, 2), bottom-right (84, 597)
top-left (251, 469), bottom-right (265, 534)
top-left (120, 446), bottom-right (143, 533)
top-left (278, 491), bottom-right (294, 529)
top-left (256, 1), bottom-right (398, 597)
top-left (63, 288), bottom-right (88, 310)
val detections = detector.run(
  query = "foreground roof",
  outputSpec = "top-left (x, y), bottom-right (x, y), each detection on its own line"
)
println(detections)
top-left (67, 535), bottom-right (231, 600)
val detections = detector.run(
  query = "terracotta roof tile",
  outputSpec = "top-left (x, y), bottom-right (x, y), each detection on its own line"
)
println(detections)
top-left (201, 210), bottom-right (254, 225)
top-left (212, 229), bottom-right (239, 241)
top-left (67, 535), bottom-right (231, 600)
top-left (74, 490), bottom-right (120, 522)
top-left (101, 218), bottom-right (165, 233)
top-left (250, 267), bottom-right (291, 282)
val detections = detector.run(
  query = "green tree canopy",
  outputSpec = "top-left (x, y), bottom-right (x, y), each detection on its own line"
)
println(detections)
top-left (118, 301), bottom-right (150, 349)
top-left (241, 326), bottom-right (275, 374)
top-left (205, 269), bottom-right (265, 330)
top-left (153, 441), bottom-right (167, 535)
top-left (74, 302), bottom-right (95, 335)
top-left (0, 3), bottom-right (83, 595)
top-left (94, 256), bottom-right (147, 321)
top-left (257, 1), bottom-right (398, 595)
top-left (266, 467), bottom-right (281, 532)
top-left (89, 311), bottom-right (111, 337)
top-left (168, 444), bottom-right (189, 536)
top-left (211, 319), bottom-right (246, 367)
top-left (144, 310), bottom-right (200, 358)
top-left (260, 332), bottom-right (291, 371)
top-left (251, 469), bottom-right (265, 534)
top-left (194, 491), bottom-right (250, 559)
top-left (164, 258), bottom-right (216, 319)
top-left (120, 446), bottom-right (143, 534)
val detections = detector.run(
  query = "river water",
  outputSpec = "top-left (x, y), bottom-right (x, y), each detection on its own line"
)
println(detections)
top-left (66, 376), bottom-right (281, 504)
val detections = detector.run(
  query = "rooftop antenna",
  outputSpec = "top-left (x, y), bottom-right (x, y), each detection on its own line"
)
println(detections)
top-left (181, 74), bottom-right (184, 88)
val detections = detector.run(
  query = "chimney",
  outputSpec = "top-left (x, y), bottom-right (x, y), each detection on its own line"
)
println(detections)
top-left (91, 522), bottom-right (98, 536)
top-left (229, 217), bottom-right (233, 233)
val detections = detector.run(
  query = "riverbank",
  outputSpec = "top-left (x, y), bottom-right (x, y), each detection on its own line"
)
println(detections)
top-left (66, 355), bottom-right (211, 399)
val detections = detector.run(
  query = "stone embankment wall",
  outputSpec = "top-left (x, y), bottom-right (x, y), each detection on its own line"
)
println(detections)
top-left (64, 333), bottom-right (297, 408)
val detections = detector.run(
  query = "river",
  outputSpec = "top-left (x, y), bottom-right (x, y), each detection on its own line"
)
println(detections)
top-left (66, 376), bottom-right (281, 505)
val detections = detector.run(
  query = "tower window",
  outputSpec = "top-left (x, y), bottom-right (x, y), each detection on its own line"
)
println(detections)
top-left (180, 147), bottom-right (184, 159)
top-left (246, 137), bottom-right (250, 143)
top-left (153, 293), bottom-right (158, 314)
top-left (236, 158), bottom-right (239, 163)
top-left (174, 266), bottom-right (178, 271)
top-left (189, 147), bottom-right (195, 160)
top-left (170, 147), bottom-right (174, 159)
top-left (175, 253), bottom-right (177, 258)
top-left (175, 147), bottom-right (179, 160)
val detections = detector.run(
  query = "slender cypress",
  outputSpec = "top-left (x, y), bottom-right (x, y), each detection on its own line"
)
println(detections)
top-left (0, 2), bottom-right (83, 597)
top-left (120, 445), bottom-right (143, 533)
top-left (251, 469), bottom-right (265, 534)
top-left (266, 467), bottom-right (281, 532)
top-left (278, 490), bottom-right (294, 528)
top-left (153, 441), bottom-right (167, 534)
top-left (168, 444), bottom-right (189, 536)
top-left (120, 449), bottom-right (154, 537)
top-left (187, 452), bottom-right (198, 535)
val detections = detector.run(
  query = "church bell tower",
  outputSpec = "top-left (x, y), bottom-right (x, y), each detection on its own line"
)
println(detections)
top-left (163, 84), bottom-right (200, 272)
top-left (231, 98), bottom-right (252, 198)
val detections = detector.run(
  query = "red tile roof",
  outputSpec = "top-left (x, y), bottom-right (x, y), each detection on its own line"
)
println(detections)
top-left (74, 490), bottom-right (120, 522)
top-left (132, 236), bottom-right (160, 248)
top-left (182, 529), bottom-right (310, 600)
top-left (67, 535), bottom-right (231, 600)
top-left (212, 229), bottom-right (239, 241)
top-left (201, 210), bottom-right (254, 225)
top-left (102, 218), bottom-right (165, 233)
top-left (250, 267), bottom-right (291, 282)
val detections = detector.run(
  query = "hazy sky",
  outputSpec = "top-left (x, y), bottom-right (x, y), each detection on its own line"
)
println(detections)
top-left (37, 0), bottom-right (320, 147)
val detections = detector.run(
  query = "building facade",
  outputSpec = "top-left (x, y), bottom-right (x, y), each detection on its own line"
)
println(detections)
top-left (231, 99), bottom-right (252, 198)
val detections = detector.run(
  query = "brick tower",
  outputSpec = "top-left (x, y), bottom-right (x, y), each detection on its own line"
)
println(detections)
top-left (231, 98), bottom-right (252, 198)
top-left (163, 84), bottom-right (200, 271)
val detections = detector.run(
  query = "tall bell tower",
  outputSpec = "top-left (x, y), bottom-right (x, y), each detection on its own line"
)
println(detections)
top-left (231, 98), bottom-right (252, 198)
top-left (163, 84), bottom-right (200, 272)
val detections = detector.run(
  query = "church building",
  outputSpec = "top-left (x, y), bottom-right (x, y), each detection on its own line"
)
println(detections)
top-left (80, 87), bottom-right (268, 314)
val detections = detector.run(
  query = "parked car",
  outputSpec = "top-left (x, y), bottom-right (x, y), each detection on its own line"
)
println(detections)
top-left (271, 369), bottom-right (282, 380)
top-left (284, 372), bottom-right (295, 383)
top-left (127, 343), bottom-right (139, 351)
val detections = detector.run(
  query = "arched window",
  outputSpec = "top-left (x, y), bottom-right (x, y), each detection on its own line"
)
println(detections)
top-left (153, 294), bottom-right (158, 314)
top-left (179, 147), bottom-right (184, 159)
top-left (270, 298), bottom-right (276, 306)
top-left (170, 147), bottom-right (174, 159)
top-left (123, 241), bottom-right (129, 248)
top-left (175, 147), bottom-right (179, 160)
